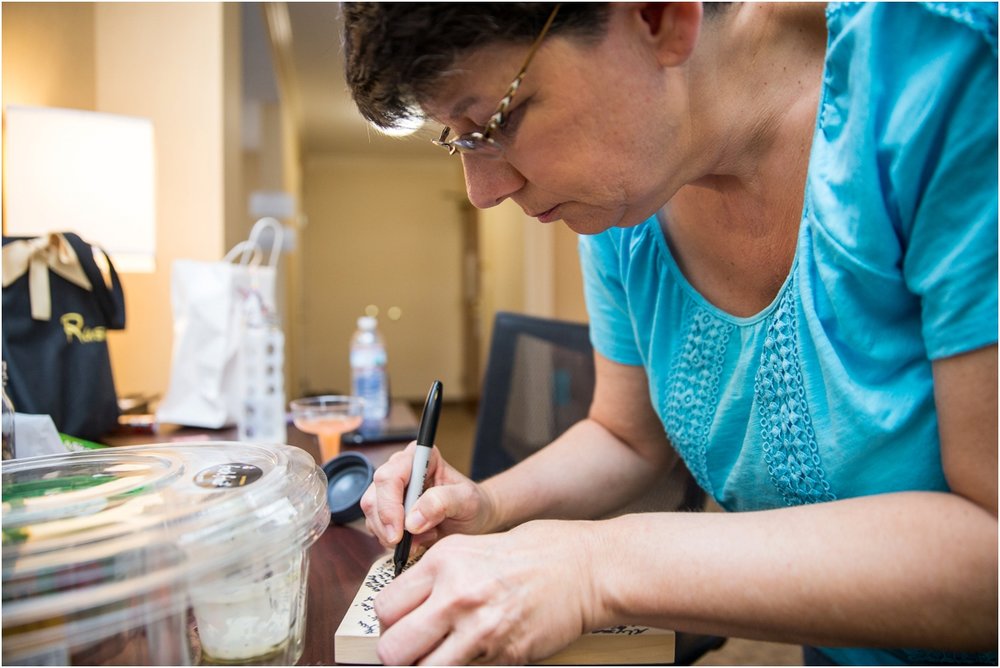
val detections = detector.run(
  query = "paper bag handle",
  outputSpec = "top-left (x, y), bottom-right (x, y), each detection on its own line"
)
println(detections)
top-left (248, 217), bottom-right (284, 268)
top-left (222, 218), bottom-right (285, 267)
top-left (223, 240), bottom-right (263, 266)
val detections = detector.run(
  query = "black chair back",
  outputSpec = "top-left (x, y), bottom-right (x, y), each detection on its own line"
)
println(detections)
top-left (471, 311), bottom-right (594, 481)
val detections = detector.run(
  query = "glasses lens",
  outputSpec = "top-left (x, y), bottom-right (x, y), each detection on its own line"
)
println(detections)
top-left (434, 132), bottom-right (501, 157)
top-left (454, 134), bottom-right (501, 153)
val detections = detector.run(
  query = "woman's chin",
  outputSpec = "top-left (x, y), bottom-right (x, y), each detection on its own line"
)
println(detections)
top-left (561, 210), bottom-right (646, 236)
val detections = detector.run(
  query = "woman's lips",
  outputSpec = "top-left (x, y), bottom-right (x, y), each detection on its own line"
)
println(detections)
top-left (534, 204), bottom-right (560, 223)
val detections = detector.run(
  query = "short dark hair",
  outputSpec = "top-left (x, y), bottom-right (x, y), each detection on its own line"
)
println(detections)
top-left (341, 3), bottom-right (611, 130)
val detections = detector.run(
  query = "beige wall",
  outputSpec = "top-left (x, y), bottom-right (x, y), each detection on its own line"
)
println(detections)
top-left (299, 155), bottom-right (468, 401)
top-left (2, 3), bottom-right (96, 109)
top-left (476, 200), bottom-right (588, 376)
top-left (293, 155), bottom-right (586, 400)
top-left (553, 224), bottom-right (587, 323)
top-left (478, 201), bottom-right (587, 323)
top-left (478, 200), bottom-right (526, 334)
top-left (3, 2), bottom-right (242, 400)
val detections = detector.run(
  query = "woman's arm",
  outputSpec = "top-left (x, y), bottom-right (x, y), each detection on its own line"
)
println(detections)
top-left (479, 352), bottom-right (680, 531)
top-left (935, 345), bottom-right (998, 516)
top-left (591, 344), bottom-right (998, 651)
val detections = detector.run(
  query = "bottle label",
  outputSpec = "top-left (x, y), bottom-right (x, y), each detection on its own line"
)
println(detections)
top-left (352, 370), bottom-right (386, 395)
top-left (350, 349), bottom-right (386, 367)
top-left (352, 368), bottom-right (388, 419)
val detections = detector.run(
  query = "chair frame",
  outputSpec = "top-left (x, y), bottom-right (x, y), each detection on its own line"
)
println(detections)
top-left (471, 311), bottom-right (594, 482)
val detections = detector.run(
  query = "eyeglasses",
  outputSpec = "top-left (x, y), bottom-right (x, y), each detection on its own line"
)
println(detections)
top-left (433, 4), bottom-right (561, 157)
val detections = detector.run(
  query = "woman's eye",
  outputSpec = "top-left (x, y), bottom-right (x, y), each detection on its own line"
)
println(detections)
top-left (495, 103), bottom-right (527, 139)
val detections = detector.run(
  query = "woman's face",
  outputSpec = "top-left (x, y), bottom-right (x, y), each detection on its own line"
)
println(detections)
top-left (422, 8), bottom-right (699, 235)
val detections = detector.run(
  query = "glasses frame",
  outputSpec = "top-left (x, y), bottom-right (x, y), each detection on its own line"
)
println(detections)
top-left (433, 4), bottom-right (562, 156)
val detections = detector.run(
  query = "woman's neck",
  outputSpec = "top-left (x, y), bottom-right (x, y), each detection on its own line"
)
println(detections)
top-left (686, 2), bottom-right (828, 194)
top-left (653, 4), bottom-right (828, 317)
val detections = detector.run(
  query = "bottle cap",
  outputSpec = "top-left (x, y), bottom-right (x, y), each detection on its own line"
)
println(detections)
top-left (322, 451), bottom-right (375, 524)
top-left (357, 316), bottom-right (377, 330)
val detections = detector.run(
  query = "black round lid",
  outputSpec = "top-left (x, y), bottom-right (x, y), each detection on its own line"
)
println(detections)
top-left (322, 452), bottom-right (374, 524)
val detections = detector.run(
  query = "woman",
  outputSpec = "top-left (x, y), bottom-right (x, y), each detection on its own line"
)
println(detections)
top-left (343, 3), bottom-right (997, 665)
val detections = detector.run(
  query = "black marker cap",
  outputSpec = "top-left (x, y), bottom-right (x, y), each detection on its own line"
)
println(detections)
top-left (416, 380), bottom-right (443, 446)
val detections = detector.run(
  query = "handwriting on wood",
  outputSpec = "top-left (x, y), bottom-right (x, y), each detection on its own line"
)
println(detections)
top-left (353, 555), bottom-right (416, 636)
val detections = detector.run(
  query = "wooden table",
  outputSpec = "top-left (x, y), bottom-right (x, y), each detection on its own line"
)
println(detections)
top-left (105, 401), bottom-right (418, 665)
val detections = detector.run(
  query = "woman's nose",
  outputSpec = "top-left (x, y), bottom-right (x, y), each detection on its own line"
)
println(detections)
top-left (461, 155), bottom-right (525, 209)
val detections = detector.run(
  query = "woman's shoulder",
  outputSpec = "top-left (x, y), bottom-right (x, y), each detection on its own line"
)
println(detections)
top-left (820, 1), bottom-right (997, 145)
top-left (827, 3), bottom-right (996, 35)
top-left (919, 2), bottom-right (998, 51)
top-left (826, 2), bottom-right (996, 55)
top-left (816, 0), bottom-right (997, 235)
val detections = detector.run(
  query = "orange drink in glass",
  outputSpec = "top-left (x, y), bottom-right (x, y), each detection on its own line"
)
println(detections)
top-left (290, 396), bottom-right (364, 462)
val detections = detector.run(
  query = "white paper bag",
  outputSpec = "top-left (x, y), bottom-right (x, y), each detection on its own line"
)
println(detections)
top-left (156, 219), bottom-right (283, 428)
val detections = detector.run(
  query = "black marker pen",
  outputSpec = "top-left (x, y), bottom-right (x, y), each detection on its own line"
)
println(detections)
top-left (393, 380), bottom-right (442, 577)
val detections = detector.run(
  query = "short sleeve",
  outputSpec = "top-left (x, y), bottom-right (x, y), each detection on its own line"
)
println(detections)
top-left (881, 4), bottom-right (999, 358)
top-left (578, 231), bottom-right (644, 365)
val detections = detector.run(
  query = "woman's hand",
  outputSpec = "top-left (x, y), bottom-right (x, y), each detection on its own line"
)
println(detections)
top-left (360, 442), bottom-right (499, 550)
top-left (374, 520), bottom-right (605, 665)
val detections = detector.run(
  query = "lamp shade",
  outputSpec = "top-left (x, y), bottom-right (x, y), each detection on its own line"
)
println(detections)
top-left (3, 105), bottom-right (156, 273)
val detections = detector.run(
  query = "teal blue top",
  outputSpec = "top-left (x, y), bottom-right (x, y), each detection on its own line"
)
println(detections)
top-left (579, 3), bottom-right (997, 664)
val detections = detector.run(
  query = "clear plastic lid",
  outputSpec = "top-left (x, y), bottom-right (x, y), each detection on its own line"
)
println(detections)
top-left (1, 442), bottom-right (329, 651)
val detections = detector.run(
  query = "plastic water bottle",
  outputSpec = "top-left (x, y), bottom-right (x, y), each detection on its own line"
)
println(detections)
top-left (350, 316), bottom-right (389, 423)
top-left (238, 293), bottom-right (287, 443)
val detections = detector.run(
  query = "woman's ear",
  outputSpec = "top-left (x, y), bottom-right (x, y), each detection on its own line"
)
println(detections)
top-left (633, 3), bottom-right (703, 66)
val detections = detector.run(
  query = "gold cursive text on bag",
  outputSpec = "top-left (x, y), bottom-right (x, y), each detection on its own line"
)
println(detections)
top-left (61, 313), bottom-right (107, 343)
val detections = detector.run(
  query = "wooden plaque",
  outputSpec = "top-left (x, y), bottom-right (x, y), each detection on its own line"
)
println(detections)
top-left (334, 554), bottom-right (675, 665)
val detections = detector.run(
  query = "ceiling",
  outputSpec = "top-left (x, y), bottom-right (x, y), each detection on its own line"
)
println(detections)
top-left (245, 2), bottom-right (440, 160)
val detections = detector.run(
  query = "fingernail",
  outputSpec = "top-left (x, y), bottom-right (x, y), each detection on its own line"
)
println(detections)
top-left (405, 510), bottom-right (427, 534)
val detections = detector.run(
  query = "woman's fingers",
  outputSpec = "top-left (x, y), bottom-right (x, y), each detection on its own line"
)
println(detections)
top-left (376, 565), bottom-right (449, 665)
top-left (417, 625), bottom-right (488, 666)
top-left (407, 482), bottom-right (468, 533)
top-left (362, 442), bottom-right (485, 550)
top-left (361, 443), bottom-right (418, 545)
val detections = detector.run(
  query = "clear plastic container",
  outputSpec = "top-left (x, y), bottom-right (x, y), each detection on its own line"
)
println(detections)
top-left (1, 441), bottom-right (328, 665)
